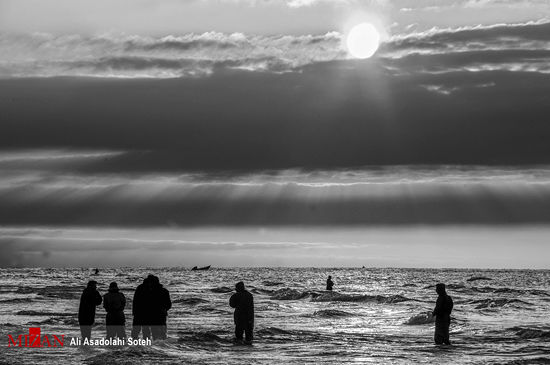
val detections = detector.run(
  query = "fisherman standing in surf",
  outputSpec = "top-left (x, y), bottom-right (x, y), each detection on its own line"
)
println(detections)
top-left (326, 275), bottom-right (334, 291)
top-left (103, 282), bottom-right (127, 339)
top-left (432, 283), bottom-right (453, 345)
top-left (149, 275), bottom-right (172, 340)
top-left (229, 281), bottom-right (254, 345)
top-left (131, 276), bottom-right (152, 340)
top-left (78, 280), bottom-right (102, 342)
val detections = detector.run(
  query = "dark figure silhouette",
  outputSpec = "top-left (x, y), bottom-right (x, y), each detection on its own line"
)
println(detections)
top-left (78, 280), bottom-right (102, 341)
top-left (148, 275), bottom-right (172, 340)
top-left (94, 268), bottom-right (99, 275)
top-left (326, 276), bottom-right (334, 291)
top-left (432, 283), bottom-right (453, 345)
top-left (229, 281), bottom-right (254, 345)
top-left (103, 282), bottom-right (126, 339)
top-left (131, 276), bottom-right (153, 340)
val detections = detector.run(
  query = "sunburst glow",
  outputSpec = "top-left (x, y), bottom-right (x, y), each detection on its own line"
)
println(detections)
top-left (346, 22), bottom-right (380, 59)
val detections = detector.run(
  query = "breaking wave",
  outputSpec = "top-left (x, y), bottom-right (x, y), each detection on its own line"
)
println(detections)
top-left (256, 327), bottom-right (293, 336)
top-left (210, 286), bottom-right (233, 293)
top-left (311, 292), bottom-right (412, 304)
top-left (173, 297), bottom-right (209, 305)
top-left (404, 311), bottom-right (436, 325)
top-left (270, 288), bottom-right (314, 300)
top-left (16, 285), bottom-right (81, 300)
top-left (511, 326), bottom-right (550, 339)
top-left (262, 281), bottom-right (284, 287)
top-left (312, 309), bottom-right (354, 318)
top-left (16, 310), bottom-right (74, 316)
top-left (177, 330), bottom-right (232, 345)
top-left (472, 298), bottom-right (533, 309)
top-left (467, 276), bottom-right (493, 282)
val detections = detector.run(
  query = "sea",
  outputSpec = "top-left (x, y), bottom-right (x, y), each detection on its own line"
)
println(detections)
top-left (0, 268), bottom-right (549, 364)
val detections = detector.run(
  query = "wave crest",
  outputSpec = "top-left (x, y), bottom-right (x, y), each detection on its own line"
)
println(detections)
top-left (512, 326), bottom-right (550, 339)
top-left (312, 292), bottom-right (411, 304)
top-left (270, 288), bottom-right (312, 300)
top-left (405, 311), bottom-right (435, 325)
top-left (313, 309), bottom-right (354, 318)
top-left (472, 298), bottom-right (533, 309)
top-left (173, 297), bottom-right (209, 305)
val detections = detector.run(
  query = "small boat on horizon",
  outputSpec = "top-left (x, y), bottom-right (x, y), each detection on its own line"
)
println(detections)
top-left (191, 265), bottom-right (211, 271)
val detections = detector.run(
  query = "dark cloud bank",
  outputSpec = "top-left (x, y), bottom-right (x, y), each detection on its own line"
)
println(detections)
top-left (2, 21), bottom-right (549, 173)
top-left (1, 66), bottom-right (549, 170)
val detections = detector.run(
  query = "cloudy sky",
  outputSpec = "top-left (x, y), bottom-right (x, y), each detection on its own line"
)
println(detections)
top-left (1, 0), bottom-right (549, 268)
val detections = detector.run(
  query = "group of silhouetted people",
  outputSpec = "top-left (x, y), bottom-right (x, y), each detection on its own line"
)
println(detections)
top-left (78, 275), bottom-right (172, 341)
top-left (79, 274), bottom-right (453, 346)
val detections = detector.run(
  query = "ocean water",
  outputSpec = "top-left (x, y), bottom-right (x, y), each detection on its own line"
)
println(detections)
top-left (0, 268), bottom-right (549, 364)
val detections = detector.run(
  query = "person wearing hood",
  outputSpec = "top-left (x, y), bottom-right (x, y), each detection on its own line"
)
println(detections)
top-left (131, 276), bottom-right (152, 340)
top-left (78, 280), bottom-right (102, 341)
top-left (148, 275), bottom-right (172, 340)
top-left (229, 281), bottom-right (254, 345)
top-left (432, 283), bottom-right (454, 345)
top-left (103, 281), bottom-right (126, 339)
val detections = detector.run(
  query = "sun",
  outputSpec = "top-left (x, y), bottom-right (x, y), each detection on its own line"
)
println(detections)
top-left (346, 23), bottom-right (380, 59)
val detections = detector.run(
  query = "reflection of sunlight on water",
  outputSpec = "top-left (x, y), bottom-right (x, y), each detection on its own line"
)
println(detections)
top-left (0, 267), bottom-right (549, 364)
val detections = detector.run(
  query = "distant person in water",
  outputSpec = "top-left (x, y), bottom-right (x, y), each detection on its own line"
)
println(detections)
top-left (229, 281), bottom-right (254, 345)
top-left (78, 280), bottom-right (102, 341)
top-left (148, 275), bottom-right (172, 340)
top-left (103, 282), bottom-right (126, 339)
top-left (94, 268), bottom-right (99, 275)
top-left (432, 283), bottom-right (453, 345)
top-left (131, 276), bottom-right (152, 340)
top-left (326, 276), bottom-right (334, 291)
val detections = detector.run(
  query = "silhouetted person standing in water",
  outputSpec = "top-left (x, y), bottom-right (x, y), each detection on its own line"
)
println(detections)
top-left (432, 283), bottom-right (453, 345)
top-left (78, 280), bottom-right (102, 341)
top-left (131, 276), bottom-right (152, 340)
top-left (229, 281), bottom-right (254, 345)
top-left (148, 275), bottom-right (172, 340)
top-left (326, 276), bottom-right (334, 291)
top-left (103, 282), bottom-right (126, 339)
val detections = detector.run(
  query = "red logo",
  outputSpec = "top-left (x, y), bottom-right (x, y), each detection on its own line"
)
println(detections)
top-left (7, 328), bottom-right (64, 347)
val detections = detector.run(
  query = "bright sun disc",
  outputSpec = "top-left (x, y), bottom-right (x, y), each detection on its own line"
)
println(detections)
top-left (346, 23), bottom-right (380, 59)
